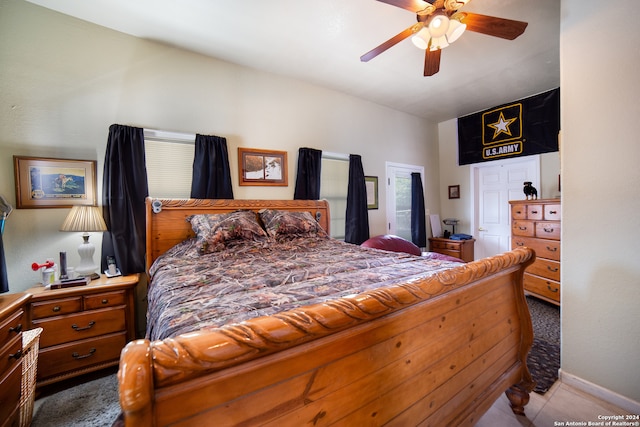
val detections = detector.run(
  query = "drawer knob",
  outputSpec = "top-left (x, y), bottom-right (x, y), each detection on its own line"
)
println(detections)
top-left (515, 210), bottom-right (522, 214)
top-left (547, 284), bottom-right (559, 293)
top-left (518, 226), bottom-right (527, 231)
top-left (543, 227), bottom-right (554, 233)
top-left (531, 210), bottom-right (538, 214)
top-left (101, 299), bottom-right (109, 304)
top-left (9, 324), bottom-right (23, 334)
top-left (549, 210), bottom-right (558, 214)
top-left (547, 266), bottom-right (559, 272)
top-left (546, 246), bottom-right (558, 252)
top-left (72, 348), bottom-right (96, 360)
top-left (71, 321), bottom-right (96, 331)
top-left (52, 306), bottom-right (61, 312)
top-left (8, 349), bottom-right (23, 360)
top-left (515, 242), bottom-right (524, 246)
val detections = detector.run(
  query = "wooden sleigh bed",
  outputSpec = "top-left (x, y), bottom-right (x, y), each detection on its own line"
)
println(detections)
top-left (118, 198), bottom-right (536, 426)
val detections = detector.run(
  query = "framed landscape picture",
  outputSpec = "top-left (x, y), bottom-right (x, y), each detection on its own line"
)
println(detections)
top-left (238, 148), bottom-right (288, 186)
top-left (14, 156), bottom-right (97, 208)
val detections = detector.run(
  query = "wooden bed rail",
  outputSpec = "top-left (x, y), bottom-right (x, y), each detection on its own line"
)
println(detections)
top-left (119, 247), bottom-right (535, 425)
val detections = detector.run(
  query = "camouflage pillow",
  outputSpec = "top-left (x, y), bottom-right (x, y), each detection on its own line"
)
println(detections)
top-left (258, 209), bottom-right (328, 239)
top-left (187, 210), bottom-right (268, 254)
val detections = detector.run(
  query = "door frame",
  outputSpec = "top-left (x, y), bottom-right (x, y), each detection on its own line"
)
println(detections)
top-left (385, 161), bottom-right (424, 238)
top-left (470, 155), bottom-right (540, 258)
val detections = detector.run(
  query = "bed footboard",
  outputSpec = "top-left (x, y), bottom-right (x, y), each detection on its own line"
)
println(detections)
top-left (119, 247), bottom-right (535, 426)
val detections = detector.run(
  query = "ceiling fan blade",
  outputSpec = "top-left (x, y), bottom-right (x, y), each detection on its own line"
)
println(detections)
top-left (423, 48), bottom-right (441, 76)
top-left (460, 12), bottom-right (528, 40)
top-left (375, 0), bottom-right (434, 13)
top-left (361, 23), bottom-right (422, 62)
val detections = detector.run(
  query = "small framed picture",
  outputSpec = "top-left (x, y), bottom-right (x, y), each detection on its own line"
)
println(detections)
top-left (448, 185), bottom-right (460, 199)
top-left (238, 148), bottom-right (288, 186)
top-left (13, 156), bottom-right (97, 208)
top-left (365, 176), bottom-right (378, 210)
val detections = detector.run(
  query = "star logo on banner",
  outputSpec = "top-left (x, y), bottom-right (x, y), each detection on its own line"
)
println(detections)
top-left (488, 112), bottom-right (517, 139)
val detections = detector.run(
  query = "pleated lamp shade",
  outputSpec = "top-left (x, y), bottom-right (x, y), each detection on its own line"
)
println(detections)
top-left (60, 206), bottom-right (107, 277)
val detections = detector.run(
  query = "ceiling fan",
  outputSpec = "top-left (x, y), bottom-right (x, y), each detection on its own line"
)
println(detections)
top-left (360, 0), bottom-right (528, 76)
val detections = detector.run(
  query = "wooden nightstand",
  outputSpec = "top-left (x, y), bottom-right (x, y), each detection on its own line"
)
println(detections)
top-left (26, 274), bottom-right (138, 387)
top-left (0, 292), bottom-right (30, 427)
top-left (428, 237), bottom-right (475, 262)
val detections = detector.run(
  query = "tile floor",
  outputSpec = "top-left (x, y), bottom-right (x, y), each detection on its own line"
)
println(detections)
top-left (477, 381), bottom-right (633, 426)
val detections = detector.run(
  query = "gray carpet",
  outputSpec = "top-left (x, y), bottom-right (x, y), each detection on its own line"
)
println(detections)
top-left (31, 373), bottom-right (120, 427)
top-left (30, 297), bottom-right (560, 425)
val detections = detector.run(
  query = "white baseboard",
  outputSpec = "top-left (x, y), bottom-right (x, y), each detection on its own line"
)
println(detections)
top-left (559, 369), bottom-right (640, 414)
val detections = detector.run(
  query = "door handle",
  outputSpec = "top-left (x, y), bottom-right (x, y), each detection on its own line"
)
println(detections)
top-left (478, 227), bottom-right (488, 231)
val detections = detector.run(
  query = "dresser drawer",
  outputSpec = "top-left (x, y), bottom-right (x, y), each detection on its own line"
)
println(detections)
top-left (524, 273), bottom-right (560, 303)
top-left (510, 205), bottom-right (527, 220)
top-left (38, 332), bottom-right (127, 381)
top-left (0, 337), bottom-right (22, 383)
top-left (544, 204), bottom-right (561, 221)
top-left (511, 220), bottom-right (535, 237)
top-left (0, 362), bottom-right (22, 427)
top-left (31, 297), bottom-right (82, 320)
top-left (511, 237), bottom-right (561, 261)
top-left (0, 309), bottom-right (24, 345)
top-left (35, 306), bottom-right (126, 348)
top-left (535, 221), bottom-right (560, 240)
top-left (84, 291), bottom-right (126, 310)
top-left (527, 258), bottom-right (560, 282)
top-left (526, 204), bottom-right (543, 220)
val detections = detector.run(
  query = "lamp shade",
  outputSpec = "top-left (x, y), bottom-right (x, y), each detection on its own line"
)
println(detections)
top-left (60, 206), bottom-right (107, 232)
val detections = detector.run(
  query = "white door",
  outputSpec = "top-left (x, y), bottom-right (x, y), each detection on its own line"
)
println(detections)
top-left (386, 162), bottom-right (424, 242)
top-left (472, 156), bottom-right (539, 259)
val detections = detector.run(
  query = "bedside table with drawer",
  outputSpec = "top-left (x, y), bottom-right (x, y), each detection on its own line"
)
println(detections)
top-left (428, 237), bottom-right (475, 262)
top-left (26, 274), bottom-right (138, 387)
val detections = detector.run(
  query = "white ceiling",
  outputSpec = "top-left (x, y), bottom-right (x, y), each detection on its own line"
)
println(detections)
top-left (25, 0), bottom-right (560, 122)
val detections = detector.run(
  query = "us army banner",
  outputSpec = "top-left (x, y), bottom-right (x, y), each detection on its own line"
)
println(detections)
top-left (457, 88), bottom-right (560, 165)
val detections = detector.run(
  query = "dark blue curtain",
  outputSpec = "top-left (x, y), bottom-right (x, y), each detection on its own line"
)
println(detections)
top-left (190, 134), bottom-right (233, 199)
top-left (345, 154), bottom-right (369, 244)
top-left (0, 232), bottom-right (8, 293)
top-left (101, 124), bottom-right (148, 274)
top-left (293, 147), bottom-right (322, 200)
top-left (411, 172), bottom-right (427, 248)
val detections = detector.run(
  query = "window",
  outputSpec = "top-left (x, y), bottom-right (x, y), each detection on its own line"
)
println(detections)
top-left (385, 162), bottom-right (424, 242)
top-left (144, 129), bottom-right (194, 198)
top-left (320, 153), bottom-right (349, 240)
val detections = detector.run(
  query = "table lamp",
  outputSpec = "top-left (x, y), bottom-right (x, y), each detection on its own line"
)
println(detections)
top-left (60, 205), bottom-right (107, 277)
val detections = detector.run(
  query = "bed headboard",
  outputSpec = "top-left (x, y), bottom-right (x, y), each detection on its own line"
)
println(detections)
top-left (145, 198), bottom-right (331, 267)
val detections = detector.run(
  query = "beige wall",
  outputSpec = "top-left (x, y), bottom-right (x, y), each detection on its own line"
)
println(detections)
top-left (560, 0), bottom-right (640, 403)
top-left (0, 0), bottom-right (439, 293)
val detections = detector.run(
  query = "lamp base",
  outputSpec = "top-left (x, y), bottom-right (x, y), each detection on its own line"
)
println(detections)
top-left (75, 234), bottom-right (98, 277)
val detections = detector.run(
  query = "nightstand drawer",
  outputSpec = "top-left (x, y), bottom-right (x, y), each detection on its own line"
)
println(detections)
top-left (84, 291), bottom-right (126, 310)
top-left (38, 332), bottom-right (127, 380)
top-left (526, 204), bottom-right (543, 220)
top-left (429, 240), bottom-right (461, 250)
top-left (35, 306), bottom-right (126, 348)
top-left (31, 297), bottom-right (82, 320)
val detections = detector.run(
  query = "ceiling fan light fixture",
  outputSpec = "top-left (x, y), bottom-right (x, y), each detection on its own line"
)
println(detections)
top-left (429, 35), bottom-right (449, 51)
top-left (427, 13), bottom-right (450, 38)
top-left (445, 18), bottom-right (466, 44)
top-left (411, 26), bottom-right (431, 50)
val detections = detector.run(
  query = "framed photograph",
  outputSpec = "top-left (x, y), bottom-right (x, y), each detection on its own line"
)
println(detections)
top-left (238, 148), bottom-right (288, 186)
top-left (14, 156), bottom-right (97, 208)
top-left (365, 176), bottom-right (378, 210)
top-left (448, 185), bottom-right (460, 200)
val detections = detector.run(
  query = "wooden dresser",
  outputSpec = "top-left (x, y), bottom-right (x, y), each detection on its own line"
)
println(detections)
top-left (509, 198), bottom-right (561, 305)
top-left (26, 274), bottom-right (138, 387)
top-left (0, 293), bottom-right (30, 427)
top-left (428, 237), bottom-right (475, 262)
